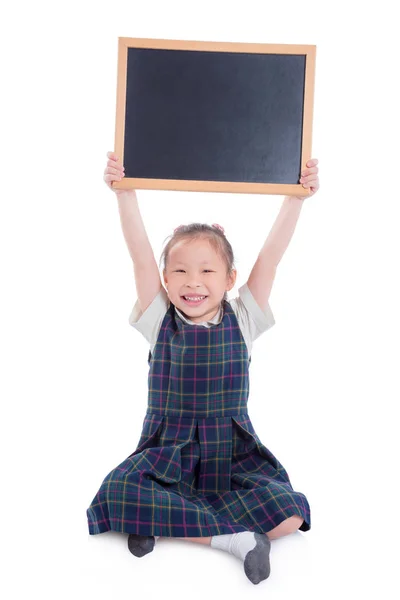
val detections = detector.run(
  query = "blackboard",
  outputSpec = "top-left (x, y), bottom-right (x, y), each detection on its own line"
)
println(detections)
top-left (113, 38), bottom-right (316, 196)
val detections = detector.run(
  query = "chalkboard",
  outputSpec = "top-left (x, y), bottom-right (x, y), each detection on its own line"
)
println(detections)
top-left (113, 38), bottom-right (316, 196)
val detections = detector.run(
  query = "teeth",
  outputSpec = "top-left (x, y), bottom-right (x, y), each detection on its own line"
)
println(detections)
top-left (184, 296), bottom-right (205, 301)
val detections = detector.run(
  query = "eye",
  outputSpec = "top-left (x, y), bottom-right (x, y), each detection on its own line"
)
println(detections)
top-left (173, 269), bottom-right (214, 273)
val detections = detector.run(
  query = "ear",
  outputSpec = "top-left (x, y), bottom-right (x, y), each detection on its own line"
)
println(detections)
top-left (226, 269), bottom-right (237, 291)
top-left (163, 270), bottom-right (168, 286)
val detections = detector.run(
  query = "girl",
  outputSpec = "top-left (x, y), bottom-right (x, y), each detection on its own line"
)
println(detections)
top-left (87, 151), bottom-right (320, 585)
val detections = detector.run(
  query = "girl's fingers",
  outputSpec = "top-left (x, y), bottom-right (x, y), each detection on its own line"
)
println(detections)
top-left (107, 151), bottom-right (119, 160)
top-left (301, 158), bottom-right (319, 176)
top-left (302, 177), bottom-right (318, 188)
top-left (104, 173), bottom-right (123, 183)
top-left (104, 166), bottom-right (124, 176)
top-left (298, 158), bottom-right (319, 194)
top-left (301, 166), bottom-right (318, 178)
top-left (300, 172), bottom-right (317, 183)
top-left (106, 151), bottom-right (124, 171)
top-left (306, 158), bottom-right (318, 167)
top-left (104, 151), bottom-right (126, 189)
top-left (106, 160), bottom-right (124, 173)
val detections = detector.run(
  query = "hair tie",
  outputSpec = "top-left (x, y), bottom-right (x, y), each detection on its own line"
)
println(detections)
top-left (212, 223), bottom-right (225, 234)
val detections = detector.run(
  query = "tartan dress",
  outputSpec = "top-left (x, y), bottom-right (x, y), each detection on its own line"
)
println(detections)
top-left (87, 299), bottom-right (311, 537)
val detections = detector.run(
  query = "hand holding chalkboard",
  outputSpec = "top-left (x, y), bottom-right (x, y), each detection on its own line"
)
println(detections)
top-left (104, 151), bottom-right (128, 197)
top-left (296, 158), bottom-right (319, 199)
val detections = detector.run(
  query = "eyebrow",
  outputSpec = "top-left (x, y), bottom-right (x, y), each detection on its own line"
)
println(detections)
top-left (173, 260), bottom-right (212, 266)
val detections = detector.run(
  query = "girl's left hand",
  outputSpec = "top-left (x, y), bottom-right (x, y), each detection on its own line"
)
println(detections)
top-left (297, 158), bottom-right (319, 199)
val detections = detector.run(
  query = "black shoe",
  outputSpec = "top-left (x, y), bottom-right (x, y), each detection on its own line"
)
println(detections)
top-left (127, 534), bottom-right (155, 558)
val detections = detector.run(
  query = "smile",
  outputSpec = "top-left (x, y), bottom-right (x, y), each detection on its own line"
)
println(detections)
top-left (181, 295), bottom-right (208, 305)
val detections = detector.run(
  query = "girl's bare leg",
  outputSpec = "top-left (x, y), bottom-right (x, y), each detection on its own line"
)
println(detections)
top-left (266, 515), bottom-right (304, 540)
top-left (176, 536), bottom-right (212, 545)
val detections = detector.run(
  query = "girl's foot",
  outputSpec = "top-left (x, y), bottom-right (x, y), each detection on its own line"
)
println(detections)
top-left (211, 532), bottom-right (271, 584)
top-left (127, 534), bottom-right (159, 557)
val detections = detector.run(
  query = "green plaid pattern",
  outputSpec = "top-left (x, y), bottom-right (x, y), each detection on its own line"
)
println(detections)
top-left (87, 300), bottom-right (311, 536)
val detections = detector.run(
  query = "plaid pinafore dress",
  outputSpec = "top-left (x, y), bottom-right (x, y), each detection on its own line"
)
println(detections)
top-left (87, 299), bottom-right (311, 537)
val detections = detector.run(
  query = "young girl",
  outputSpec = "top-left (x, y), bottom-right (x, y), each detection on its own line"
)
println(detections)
top-left (87, 151), bottom-right (320, 585)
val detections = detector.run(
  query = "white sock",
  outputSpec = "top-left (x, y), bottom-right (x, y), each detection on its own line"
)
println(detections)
top-left (211, 531), bottom-right (272, 584)
top-left (154, 535), bottom-right (160, 540)
top-left (210, 532), bottom-right (257, 561)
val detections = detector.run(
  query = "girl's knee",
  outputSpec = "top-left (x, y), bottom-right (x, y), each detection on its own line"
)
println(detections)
top-left (266, 515), bottom-right (304, 540)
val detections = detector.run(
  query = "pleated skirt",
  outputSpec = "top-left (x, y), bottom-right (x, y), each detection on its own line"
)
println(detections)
top-left (87, 412), bottom-right (311, 537)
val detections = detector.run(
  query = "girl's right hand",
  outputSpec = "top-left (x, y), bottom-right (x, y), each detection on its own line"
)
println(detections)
top-left (104, 151), bottom-right (127, 195)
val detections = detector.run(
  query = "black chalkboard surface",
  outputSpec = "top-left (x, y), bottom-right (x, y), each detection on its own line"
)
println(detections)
top-left (113, 38), bottom-right (316, 196)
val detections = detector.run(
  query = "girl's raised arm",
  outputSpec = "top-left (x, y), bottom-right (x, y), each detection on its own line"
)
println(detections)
top-left (104, 151), bottom-right (162, 313)
top-left (247, 159), bottom-right (319, 313)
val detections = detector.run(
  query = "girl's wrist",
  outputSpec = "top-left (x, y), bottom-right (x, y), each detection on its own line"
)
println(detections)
top-left (115, 189), bottom-right (137, 201)
top-left (286, 195), bottom-right (305, 202)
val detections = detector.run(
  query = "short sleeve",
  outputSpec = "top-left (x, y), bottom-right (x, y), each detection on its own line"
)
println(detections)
top-left (128, 286), bottom-right (169, 345)
top-left (231, 283), bottom-right (275, 343)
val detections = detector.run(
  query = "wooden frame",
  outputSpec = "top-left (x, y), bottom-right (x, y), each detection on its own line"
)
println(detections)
top-left (112, 37), bottom-right (316, 196)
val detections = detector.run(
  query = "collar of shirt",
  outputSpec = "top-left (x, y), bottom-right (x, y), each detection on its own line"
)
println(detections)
top-left (174, 303), bottom-right (223, 326)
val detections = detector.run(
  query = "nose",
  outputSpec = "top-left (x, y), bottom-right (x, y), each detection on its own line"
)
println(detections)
top-left (184, 279), bottom-right (204, 291)
top-left (184, 276), bottom-right (201, 287)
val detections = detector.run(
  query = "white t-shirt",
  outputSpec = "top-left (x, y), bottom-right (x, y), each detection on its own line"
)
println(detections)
top-left (128, 283), bottom-right (275, 359)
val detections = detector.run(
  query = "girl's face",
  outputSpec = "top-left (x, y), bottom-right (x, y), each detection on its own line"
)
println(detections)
top-left (163, 238), bottom-right (236, 323)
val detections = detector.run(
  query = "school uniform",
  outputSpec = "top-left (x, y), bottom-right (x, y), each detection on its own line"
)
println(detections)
top-left (86, 284), bottom-right (311, 537)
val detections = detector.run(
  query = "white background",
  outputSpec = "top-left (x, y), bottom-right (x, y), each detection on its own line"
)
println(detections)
top-left (1, 0), bottom-right (399, 598)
